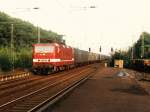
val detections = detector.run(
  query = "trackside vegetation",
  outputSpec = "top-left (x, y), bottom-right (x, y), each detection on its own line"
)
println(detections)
top-left (0, 12), bottom-right (63, 71)
top-left (111, 32), bottom-right (150, 68)
top-left (110, 50), bottom-right (131, 68)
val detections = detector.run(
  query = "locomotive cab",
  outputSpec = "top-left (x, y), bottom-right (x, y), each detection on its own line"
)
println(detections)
top-left (32, 43), bottom-right (56, 74)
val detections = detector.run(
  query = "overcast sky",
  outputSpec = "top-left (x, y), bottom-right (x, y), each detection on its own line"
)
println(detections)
top-left (0, 0), bottom-right (150, 54)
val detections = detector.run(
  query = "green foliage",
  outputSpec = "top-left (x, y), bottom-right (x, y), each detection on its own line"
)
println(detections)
top-left (133, 32), bottom-right (150, 59)
top-left (15, 48), bottom-right (32, 68)
top-left (111, 32), bottom-right (150, 68)
top-left (110, 50), bottom-right (131, 68)
top-left (0, 12), bottom-right (63, 48)
top-left (0, 47), bottom-right (12, 71)
top-left (0, 12), bottom-right (65, 71)
top-left (142, 32), bottom-right (150, 44)
top-left (0, 47), bottom-right (32, 71)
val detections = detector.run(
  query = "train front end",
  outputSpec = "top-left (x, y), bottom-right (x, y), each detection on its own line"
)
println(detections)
top-left (32, 43), bottom-right (56, 74)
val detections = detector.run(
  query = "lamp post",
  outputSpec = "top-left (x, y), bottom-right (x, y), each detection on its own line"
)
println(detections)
top-left (141, 32), bottom-right (144, 58)
top-left (37, 26), bottom-right (40, 43)
top-left (131, 46), bottom-right (134, 60)
top-left (0, 22), bottom-right (15, 71)
top-left (32, 7), bottom-right (41, 43)
top-left (100, 46), bottom-right (101, 60)
top-left (11, 24), bottom-right (14, 72)
top-left (0, 22), bottom-right (14, 71)
top-left (9, 7), bottom-right (40, 71)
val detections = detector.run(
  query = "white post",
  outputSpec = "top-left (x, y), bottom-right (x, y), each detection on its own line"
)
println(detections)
top-left (11, 24), bottom-right (14, 72)
top-left (38, 26), bottom-right (40, 43)
top-left (131, 46), bottom-right (134, 59)
top-left (141, 32), bottom-right (144, 58)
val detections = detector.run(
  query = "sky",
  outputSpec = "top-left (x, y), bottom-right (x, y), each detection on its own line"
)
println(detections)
top-left (0, 0), bottom-right (150, 54)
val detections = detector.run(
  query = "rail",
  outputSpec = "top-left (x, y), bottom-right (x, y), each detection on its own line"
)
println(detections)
top-left (0, 66), bottom-right (96, 112)
top-left (29, 70), bottom-right (96, 112)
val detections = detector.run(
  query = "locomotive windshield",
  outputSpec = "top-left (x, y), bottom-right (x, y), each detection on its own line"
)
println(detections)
top-left (35, 46), bottom-right (54, 53)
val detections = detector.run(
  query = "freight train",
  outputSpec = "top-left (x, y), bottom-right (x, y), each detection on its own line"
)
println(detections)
top-left (131, 32), bottom-right (150, 73)
top-left (131, 59), bottom-right (150, 72)
top-left (32, 42), bottom-right (108, 74)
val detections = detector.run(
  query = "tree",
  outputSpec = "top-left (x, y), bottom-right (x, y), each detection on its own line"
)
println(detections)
top-left (0, 12), bottom-right (64, 71)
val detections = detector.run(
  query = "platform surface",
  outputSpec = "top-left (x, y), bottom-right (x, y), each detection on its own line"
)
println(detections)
top-left (51, 66), bottom-right (150, 112)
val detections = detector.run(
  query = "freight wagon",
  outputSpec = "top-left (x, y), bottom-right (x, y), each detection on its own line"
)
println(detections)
top-left (131, 59), bottom-right (150, 72)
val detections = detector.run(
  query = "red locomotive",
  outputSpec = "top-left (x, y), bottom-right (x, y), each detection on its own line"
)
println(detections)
top-left (32, 42), bottom-right (106, 74)
top-left (32, 43), bottom-right (74, 74)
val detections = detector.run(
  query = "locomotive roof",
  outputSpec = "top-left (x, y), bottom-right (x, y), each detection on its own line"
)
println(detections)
top-left (33, 43), bottom-right (72, 48)
top-left (33, 43), bottom-right (57, 46)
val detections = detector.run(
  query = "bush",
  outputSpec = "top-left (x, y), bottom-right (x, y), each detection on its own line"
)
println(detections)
top-left (0, 47), bottom-right (12, 71)
top-left (0, 47), bottom-right (32, 71)
top-left (15, 48), bottom-right (32, 69)
top-left (110, 50), bottom-right (131, 68)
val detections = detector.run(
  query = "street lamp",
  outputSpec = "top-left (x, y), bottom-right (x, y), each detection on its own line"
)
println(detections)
top-left (89, 5), bottom-right (96, 8)
top-left (33, 7), bottom-right (40, 10)
top-left (37, 26), bottom-right (40, 43)
top-left (10, 7), bottom-right (40, 71)
top-left (10, 24), bottom-right (14, 72)
top-left (141, 32), bottom-right (144, 58)
top-left (0, 22), bottom-right (15, 72)
top-left (99, 46), bottom-right (101, 60)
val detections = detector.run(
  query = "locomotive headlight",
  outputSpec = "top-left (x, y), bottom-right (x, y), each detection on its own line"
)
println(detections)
top-left (33, 59), bottom-right (38, 62)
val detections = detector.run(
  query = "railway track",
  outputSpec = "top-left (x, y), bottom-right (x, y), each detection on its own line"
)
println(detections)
top-left (0, 66), bottom-right (91, 105)
top-left (0, 64), bottom-right (97, 112)
top-left (30, 69), bottom-right (95, 112)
